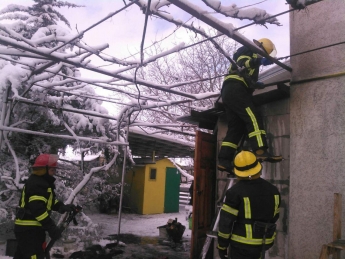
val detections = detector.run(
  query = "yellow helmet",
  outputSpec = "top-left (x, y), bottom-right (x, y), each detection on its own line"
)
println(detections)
top-left (253, 38), bottom-right (277, 57)
top-left (233, 151), bottom-right (262, 178)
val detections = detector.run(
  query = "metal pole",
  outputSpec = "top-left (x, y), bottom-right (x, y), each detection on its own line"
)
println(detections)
top-left (8, 98), bottom-right (119, 121)
top-left (3, 99), bottom-right (12, 145)
top-left (0, 125), bottom-right (128, 145)
top-left (81, 151), bottom-right (85, 175)
top-left (0, 36), bottom-right (197, 99)
top-left (116, 112), bottom-right (131, 243)
top-left (0, 85), bottom-right (10, 149)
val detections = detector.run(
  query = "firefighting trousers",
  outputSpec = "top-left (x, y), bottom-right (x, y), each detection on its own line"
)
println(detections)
top-left (218, 80), bottom-right (267, 160)
top-left (14, 228), bottom-right (46, 259)
top-left (230, 245), bottom-right (262, 259)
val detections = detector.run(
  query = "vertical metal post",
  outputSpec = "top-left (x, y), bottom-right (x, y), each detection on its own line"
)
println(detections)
top-left (3, 99), bottom-right (12, 142)
top-left (0, 85), bottom-right (10, 148)
top-left (81, 151), bottom-right (85, 175)
top-left (116, 112), bottom-right (131, 243)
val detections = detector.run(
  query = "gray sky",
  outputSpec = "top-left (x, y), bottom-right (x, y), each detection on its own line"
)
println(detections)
top-left (0, 0), bottom-right (291, 114)
top-left (0, 0), bottom-right (291, 65)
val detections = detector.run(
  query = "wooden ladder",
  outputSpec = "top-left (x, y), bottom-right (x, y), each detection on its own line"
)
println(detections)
top-left (319, 193), bottom-right (345, 259)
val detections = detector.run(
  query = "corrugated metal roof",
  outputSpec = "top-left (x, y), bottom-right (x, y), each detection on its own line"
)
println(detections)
top-left (128, 127), bottom-right (194, 158)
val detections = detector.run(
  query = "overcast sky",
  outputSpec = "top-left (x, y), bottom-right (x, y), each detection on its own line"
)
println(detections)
top-left (0, 0), bottom-right (291, 70)
top-left (0, 0), bottom-right (291, 116)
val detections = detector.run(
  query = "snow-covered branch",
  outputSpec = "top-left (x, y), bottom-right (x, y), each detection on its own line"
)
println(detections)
top-left (0, 35), bottom-right (200, 99)
top-left (133, 0), bottom-right (232, 61)
top-left (168, 158), bottom-right (194, 181)
top-left (202, 0), bottom-right (281, 25)
top-left (168, 0), bottom-right (292, 72)
top-left (102, 42), bottom-right (186, 70)
top-left (64, 149), bottom-right (120, 205)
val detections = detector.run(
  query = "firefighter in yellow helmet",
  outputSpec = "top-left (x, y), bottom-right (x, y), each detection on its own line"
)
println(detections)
top-left (13, 154), bottom-right (76, 259)
top-left (217, 151), bottom-right (281, 259)
top-left (218, 38), bottom-right (282, 173)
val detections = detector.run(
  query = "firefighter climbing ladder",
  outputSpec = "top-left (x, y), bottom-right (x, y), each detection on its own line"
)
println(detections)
top-left (199, 176), bottom-right (236, 259)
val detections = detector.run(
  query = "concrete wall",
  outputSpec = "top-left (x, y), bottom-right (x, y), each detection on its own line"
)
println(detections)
top-left (288, 0), bottom-right (345, 258)
top-left (261, 98), bottom-right (290, 259)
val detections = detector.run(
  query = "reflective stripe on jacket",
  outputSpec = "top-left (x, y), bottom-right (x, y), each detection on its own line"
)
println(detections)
top-left (217, 178), bottom-right (280, 250)
top-left (223, 46), bottom-right (260, 87)
top-left (14, 174), bottom-right (62, 230)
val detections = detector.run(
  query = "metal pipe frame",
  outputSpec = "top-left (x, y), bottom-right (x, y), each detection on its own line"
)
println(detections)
top-left (0, 125), bottom-right (128, 145)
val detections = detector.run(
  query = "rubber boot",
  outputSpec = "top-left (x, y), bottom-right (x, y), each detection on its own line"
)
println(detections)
top-left (217, 159), bottom-right (234, 173)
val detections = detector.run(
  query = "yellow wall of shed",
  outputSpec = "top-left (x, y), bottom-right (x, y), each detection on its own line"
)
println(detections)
top-left (125, 166), bottom-right (145, 213)
top-left (126, 158), bottom-right (176, 215)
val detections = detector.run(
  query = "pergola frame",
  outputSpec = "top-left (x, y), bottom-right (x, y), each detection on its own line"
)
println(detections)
top-left (0, 0), bottom-right (322, 242)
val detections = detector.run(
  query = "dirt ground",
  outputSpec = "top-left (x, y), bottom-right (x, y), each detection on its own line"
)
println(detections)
top-left (0, 205), bottom-right (192, 259)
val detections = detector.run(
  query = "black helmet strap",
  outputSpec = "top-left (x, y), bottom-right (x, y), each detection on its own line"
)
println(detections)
top-left (234, 160), bottom-right (258, 172)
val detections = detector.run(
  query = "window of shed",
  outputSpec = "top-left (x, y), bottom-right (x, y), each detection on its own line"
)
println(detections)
top-left (149, 168), bottom-right (157, 180)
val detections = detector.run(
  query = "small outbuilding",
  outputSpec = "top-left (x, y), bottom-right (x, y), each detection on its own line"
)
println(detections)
top-left (125, 158), bottom-right (180, 215)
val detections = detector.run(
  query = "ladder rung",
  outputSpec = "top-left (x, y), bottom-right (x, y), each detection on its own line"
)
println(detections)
top-left (206, 231), bottom-right (218, 238)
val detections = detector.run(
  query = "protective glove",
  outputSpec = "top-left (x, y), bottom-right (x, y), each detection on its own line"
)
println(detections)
top-left (58, 203), bottom-right (76, 214)
top-left (254, 81), bottom-right (265, 89)
top-left (218, 248), bottom-right (228, 259)
top-left (260, 57), bottom-right (274, 66)
top-left (46, 225), bottom-right (62, 240)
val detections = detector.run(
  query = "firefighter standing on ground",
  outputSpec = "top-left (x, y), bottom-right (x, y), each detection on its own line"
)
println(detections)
top-left (13, 154), bottom-right (76, 259)
top-left (218, 38), bottom-right (282, 173)
top-left (217, 150), bottom-right (281, 259)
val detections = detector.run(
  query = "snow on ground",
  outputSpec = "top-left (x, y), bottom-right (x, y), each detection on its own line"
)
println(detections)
top-left (87, 205), bottom-right (192, 238)
top-left (0, 205), bottom-right (192, 259)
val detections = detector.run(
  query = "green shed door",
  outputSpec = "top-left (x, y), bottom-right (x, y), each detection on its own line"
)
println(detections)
top-left (164, 167), bottom-right (180, 213)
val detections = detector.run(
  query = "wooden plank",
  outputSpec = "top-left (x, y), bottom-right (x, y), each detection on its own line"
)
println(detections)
top-left (333, 193), bottom-right (342, 241)
top-left (190, 131), bottom-right (216, 259)
top-left (319, 244), bottom-right (329, 259)
top-left (318, 194), bottom-right (343, 259)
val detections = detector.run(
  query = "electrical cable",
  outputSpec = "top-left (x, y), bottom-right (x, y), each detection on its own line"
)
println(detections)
top-left (120, 0), bottom-right (268, 62)
top-left (4, 37), bottom-right (344, 101)
top-left (74, 3), bottom-right (294, 71)
top-left (133, 0), bottom-right (152, 123)
top-left (278, 40), bottom-right (345, 60)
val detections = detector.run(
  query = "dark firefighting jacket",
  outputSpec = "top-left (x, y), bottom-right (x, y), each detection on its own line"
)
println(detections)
top-left (217, 178), bottom-right (280, 251)
top-left (223, 46), bottom-right (261, 90)
top-left (14, 173), bottom-right (63, 232)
